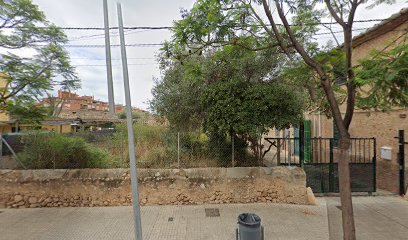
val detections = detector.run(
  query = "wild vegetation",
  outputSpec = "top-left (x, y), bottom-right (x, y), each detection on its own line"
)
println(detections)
top-left (18, 131), bottom-right (117, 169)
top-left (151, 44), bottom-right (305, 164)
top-left (108, 123), bottom-right (255, 168)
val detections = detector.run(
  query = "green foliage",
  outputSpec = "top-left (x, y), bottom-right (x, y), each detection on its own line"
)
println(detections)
top-left (282, 49), bottom-right (348, 117)
top-left (165, 0), bottom-right (399, 122)
top-left (7, 97), bottom-right (46, 123)
top-left (152, 42), bottom-right (305, 162)
top-left (0, 0), bottom-right (79, 114)
top-left (355, 44), bottom-right (408, 110)
top-left (163, 0), bottom-right (282, 60)
top-left (112, 123), bottom-right (252, 168)
top-left (117, 111), bottom-right (141, 120)
top-left (18, 132), bottom-right (117, 169)
top-left (203, 79), bottom-right (303, 135)
top-left (150, 56), bottom-right (206, 130)
top-left (152, 43), bottom-right (301, 132)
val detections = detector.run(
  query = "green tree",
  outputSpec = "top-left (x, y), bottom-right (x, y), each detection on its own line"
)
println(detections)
top-left (355, 44), bottom-right (408, 110)
top-left (0, 0), bottom-right (79, 119)
top-left (203, 79), bottom-right (303, 161)
top-left (7, 96), bottom-right (46, 124)
top-left (152, 43), bottom-right (304, 163)
top-left (151, 55), bottom-right (206, 130)
top-left (164, 1), bottom-right (399, 238)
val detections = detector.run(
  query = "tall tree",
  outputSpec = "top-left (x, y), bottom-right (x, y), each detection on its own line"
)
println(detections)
top-left (0, 0), bottom-right (79, 117)
top-left (152, 43), bottom-right (304, 164)
top-left (165, 1), bottom-right (398, 238)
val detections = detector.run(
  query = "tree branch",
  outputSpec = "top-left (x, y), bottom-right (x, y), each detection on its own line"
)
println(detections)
top-left (2, 62), bottom-right (54, 101)
top-left (274, 0), bottom-right (349, 139)
top-left (261, 0), bottom-right (293, 56)
top-left (342, 0), bottom-right (359, 130)
top-left (324, 0), bottom-right (346, 27)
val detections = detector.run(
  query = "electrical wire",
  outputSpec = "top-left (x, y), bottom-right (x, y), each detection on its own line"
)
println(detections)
top-left (68, 29), bottom-right (152, 42)
top-left (71, 57), bottom-right (154, 60)
top-left (63, 43), bottom-right (164, 48)
top-left (73, 63), bottom-right (159, 67)
top-left (57, 28), bottom-right (407, 48)
top-left (1, 18), bottom-right (388, 31)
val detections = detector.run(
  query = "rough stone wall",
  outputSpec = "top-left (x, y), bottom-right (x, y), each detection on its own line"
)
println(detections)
top-left (0, 167), bottom-right (309, 209)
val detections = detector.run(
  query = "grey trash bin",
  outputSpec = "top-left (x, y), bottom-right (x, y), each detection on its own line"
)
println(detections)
top-left (236, 213), bottom-right (264, 240)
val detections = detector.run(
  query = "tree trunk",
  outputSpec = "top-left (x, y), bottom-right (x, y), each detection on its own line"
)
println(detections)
top-left (337, 136), bottom-right (356, 240)
top-left (265, 2), bottom-right (357, 238)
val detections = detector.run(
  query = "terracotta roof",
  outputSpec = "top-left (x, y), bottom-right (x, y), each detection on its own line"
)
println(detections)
top-left (58, 109), bottom-right (120, 122)
top-left (352, 8), bottom-right (408, 48)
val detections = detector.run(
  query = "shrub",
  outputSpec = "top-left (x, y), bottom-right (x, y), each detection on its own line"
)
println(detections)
top-left (18, 131), bottom-right (118, 169)
top-left (108, 123), bottom-right (256, 168)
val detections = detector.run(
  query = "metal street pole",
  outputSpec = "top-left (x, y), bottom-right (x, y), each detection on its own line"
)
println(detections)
top-left (103, 0), bottom-right (115, 114)
top-left (117, 3), bottom-right (143, 240)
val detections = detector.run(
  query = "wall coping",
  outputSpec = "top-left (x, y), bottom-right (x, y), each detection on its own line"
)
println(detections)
top-left (0, 166), bottom-right (305, 185)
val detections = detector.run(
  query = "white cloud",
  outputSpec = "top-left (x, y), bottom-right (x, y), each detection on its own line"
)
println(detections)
top-left (29, 0), bottom-right (406, 110)
top-left (31, 0), bottom-right (194, 110)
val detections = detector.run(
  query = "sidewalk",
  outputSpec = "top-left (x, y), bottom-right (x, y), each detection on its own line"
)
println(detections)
top-left (0, 200), bottom-right (328, 240)
top-left (1, 196), bottom-right (407, 240)
top-left (326, 196), bottom-right (408, 240)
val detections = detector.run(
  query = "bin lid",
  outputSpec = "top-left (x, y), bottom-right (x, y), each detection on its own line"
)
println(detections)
top-left (238, 213), bottom-right (261, 226)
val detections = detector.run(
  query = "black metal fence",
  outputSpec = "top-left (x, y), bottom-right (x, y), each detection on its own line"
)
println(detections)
top-left (264, 137), bottom-right (376, 193)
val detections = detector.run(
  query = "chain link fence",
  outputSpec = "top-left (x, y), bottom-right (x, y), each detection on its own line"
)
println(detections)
top-left (74, 126), bottom-right (262, 169)
top-left (0, 124), bottom-right (265, 169)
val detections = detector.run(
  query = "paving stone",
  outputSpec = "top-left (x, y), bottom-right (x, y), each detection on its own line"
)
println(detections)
top-left (2, 196), bottom-right (406, 240)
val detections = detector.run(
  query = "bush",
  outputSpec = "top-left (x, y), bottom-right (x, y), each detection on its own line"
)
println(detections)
top-left (108, 123), bottom-right (256, 168)
top-left (18, 131), bottom-right (118, 169)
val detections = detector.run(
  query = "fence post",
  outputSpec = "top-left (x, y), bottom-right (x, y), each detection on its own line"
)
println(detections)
top-left (398, 130), bottom-right (405, 195)
top-left (0, 133), bottom-right (2, 165)
top-left (277, 133), bottom-right (281, 166)
top-left (299, 123), bottom-right (304, 168)
top-left (287, 130), bottom-right (291, 167)
top-left (329, 139), bottom-right (334, 192)
top-left (231, 133), bottom-right (235, 167)
top-left (121, 130), bottom-right (125, 166)
top-left (177, 132), bottom-right (180, 169)
top-left (373, 138), bottom-right (377, 193)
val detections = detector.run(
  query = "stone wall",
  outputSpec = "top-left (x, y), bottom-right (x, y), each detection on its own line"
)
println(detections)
top-left (0, 166), bottom-right (308, 209)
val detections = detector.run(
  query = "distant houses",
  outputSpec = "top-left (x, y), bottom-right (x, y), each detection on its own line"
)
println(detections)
top-left (0, 89), bottom-right (125, 134)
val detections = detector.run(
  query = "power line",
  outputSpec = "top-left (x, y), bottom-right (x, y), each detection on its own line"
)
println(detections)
top-left (314, 28), bottom-right (407, 36)
top-left (68, 29), bottom-right (152, 42)
top-left (2, 18), bottom-right (387, 31)
top-left (59, 28), bottom-right (406, 48)
top-left (63, 43), bottom-right (164, 48)
top-left (71, 57), bottom-right (154, 60)
top-left (73, 63), bottom-right (159, 66)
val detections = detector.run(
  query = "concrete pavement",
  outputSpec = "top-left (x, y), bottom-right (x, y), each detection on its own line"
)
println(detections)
top-left (0, 201), bottom-right (328, 240)
top-left (326, 196), bottom-right (408, 240)
top-left (0, 196), bottom-right (407, 240)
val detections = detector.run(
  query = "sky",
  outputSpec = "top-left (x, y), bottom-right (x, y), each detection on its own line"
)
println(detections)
top-left (30, 0), bottom-right (407, 110)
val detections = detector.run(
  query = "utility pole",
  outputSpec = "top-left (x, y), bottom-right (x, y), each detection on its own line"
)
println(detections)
top-left (117, 3), bottom-right (143, 240)
top-left (103, 0), bottom-right (115, 114)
